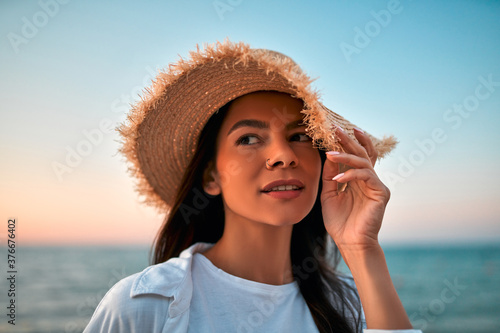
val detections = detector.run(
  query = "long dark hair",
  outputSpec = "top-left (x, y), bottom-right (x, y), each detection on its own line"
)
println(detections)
top-left (152, 95), bottom-right (362, 333)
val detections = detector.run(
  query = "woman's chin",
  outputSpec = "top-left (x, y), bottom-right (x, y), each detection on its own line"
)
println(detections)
top-left (258, 213), bottom-right (310, 227)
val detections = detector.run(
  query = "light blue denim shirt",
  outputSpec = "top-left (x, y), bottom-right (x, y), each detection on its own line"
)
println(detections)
top-left (84, 243), bottom-right (422, 333)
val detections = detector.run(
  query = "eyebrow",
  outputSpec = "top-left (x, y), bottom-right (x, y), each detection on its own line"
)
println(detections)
top-left (227, 119), bottom-right (268, 136)
top-left (227, 119), bottom-right (305, 136)
top-left (285, 119), bottom-right (305, 131)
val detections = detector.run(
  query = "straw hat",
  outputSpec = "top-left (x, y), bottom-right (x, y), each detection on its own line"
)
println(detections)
top-left (118, 40), bottom-right (397, 212)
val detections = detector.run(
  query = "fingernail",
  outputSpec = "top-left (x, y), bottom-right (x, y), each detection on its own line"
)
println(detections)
top-left (336, 125), bottom-right (345, 132)
top-left (354, 127), bottom-right (364, 133)
top-left (332, 173), bottom-right (344, 181)
top-left (326, 151), bottom-right (340, 155)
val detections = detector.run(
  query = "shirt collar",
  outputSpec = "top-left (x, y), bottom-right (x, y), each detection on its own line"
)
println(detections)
top-left (130, 242), bottom-right (214, 317)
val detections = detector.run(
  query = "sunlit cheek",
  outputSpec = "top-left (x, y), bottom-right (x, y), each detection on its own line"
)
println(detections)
top-left (300, 147), bottom-right (321, 166)
top-left (303, 150), bottom-right (322, 191)
top-left (216, 158), bottom-right (245, 189)
top-left (235, 146), bottom-right (263, 165)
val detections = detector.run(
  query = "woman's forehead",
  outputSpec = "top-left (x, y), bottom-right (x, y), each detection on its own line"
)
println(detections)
top-left (221, 91), bottom-right (305, 131)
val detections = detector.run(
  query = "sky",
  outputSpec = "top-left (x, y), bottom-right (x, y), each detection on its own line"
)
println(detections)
top-left (1, 0), bottom-right (499, 245)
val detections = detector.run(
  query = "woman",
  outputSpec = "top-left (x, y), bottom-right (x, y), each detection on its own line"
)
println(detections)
top-left (84, 40), bottom-right (421, 332)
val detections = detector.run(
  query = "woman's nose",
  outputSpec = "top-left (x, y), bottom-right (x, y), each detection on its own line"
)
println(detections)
top-left (265, 140), bottom-right (299, 169)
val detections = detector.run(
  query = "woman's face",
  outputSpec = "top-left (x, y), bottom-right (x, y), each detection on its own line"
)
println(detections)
top-left (204, 91), bottom-right (322, 226)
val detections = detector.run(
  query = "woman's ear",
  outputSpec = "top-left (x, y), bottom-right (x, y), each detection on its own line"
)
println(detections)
top-left (202, 160), bottom-right (221, 196)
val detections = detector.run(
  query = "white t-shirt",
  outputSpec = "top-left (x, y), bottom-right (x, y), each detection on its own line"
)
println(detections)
top-left (83, 242), bottom-right (422, 333)
top-left (189, 253), bottom-right (319, 333)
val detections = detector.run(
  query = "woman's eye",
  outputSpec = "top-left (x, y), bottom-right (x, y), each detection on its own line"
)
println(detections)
top-left (237, 135), bottom-right (260, 145)
top-left (290, 133), bottom-right (312, 142)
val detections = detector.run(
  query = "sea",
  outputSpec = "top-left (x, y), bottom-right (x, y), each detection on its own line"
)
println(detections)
top-left (0, 244), bottom-right (498, 333)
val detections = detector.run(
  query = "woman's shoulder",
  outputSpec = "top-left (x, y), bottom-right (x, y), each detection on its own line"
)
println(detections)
top-left (83, 243), bottom-right (212, 332)
top-left (83, 265), bottom-right (174, 332)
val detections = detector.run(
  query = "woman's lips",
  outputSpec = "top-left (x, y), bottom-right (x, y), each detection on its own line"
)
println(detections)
top-left (263, 188), bottom-right (303, 199)
top-left (261, 179), bottom-right (304, 199)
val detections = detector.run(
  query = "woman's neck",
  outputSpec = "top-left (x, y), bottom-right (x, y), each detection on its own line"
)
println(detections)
top-left (202, 215), bottom-right (295, 286)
